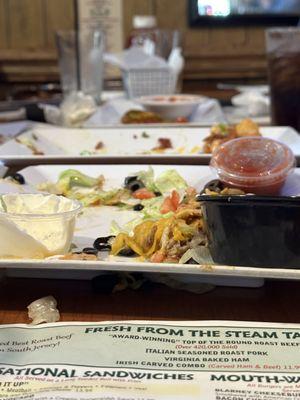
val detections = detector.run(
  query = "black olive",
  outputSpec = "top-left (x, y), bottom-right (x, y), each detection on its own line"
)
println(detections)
top-left (94, 242), bottom-right (111, 251)
top-left (100, 235), bottom-right (115, 243)
top-left (93, 236), bottom-right (115, 245)
top-left (185, 258), bottom-right (199, 264)
top-left (11, 173), bottom-right (25, 185)
top-left (124, 175), bottom-right (138, 186)
top-left (118, 248), bottom-right (136, 257)
top-left (154, 191), bottom-right (162, 196)
top-left (124, 176), bottom-right (145, 192)
top-left (133, 204), bottom-right (144, 211)
top-left (129, 180), bottom-right (145, 192)
top-left (201, 179), bottom-right (224, 194)
top-left (82, 247), bottom-right (98, 255)
top-left (93, 236), bottom-right (115, 251)
top-left (91, 274), bottom-right (119, 294)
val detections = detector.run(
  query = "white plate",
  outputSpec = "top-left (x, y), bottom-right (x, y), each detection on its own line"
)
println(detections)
top-left (2, 163), bottom-right (300, 282)
top-left (0, 126), bottom-right (299, 166)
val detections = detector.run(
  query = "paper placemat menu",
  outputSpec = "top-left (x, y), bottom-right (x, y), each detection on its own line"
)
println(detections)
top-left (0, 320), bottom-right (299, 399)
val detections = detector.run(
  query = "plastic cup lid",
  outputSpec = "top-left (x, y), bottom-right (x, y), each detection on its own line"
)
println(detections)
top-left (210, 137), bottom-right (295, 184)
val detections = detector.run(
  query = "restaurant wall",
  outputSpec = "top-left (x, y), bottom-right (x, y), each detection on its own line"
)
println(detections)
top-left (0, 0), bottom-right (74, 82)
top-left (0, 0), bottom-right (267, 84)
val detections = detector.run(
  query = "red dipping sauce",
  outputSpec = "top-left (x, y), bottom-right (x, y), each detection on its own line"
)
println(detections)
top-left (210, 137), bottom-right (295, 195)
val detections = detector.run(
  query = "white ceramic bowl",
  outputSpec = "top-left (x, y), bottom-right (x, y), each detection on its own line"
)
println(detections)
top-left (136, 94), bottom-right (205, 120)
top-left (0, 193), bottom-right (82, 258)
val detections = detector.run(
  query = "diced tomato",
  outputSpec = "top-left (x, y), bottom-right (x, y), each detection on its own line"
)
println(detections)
top-left (160, 197), bottom-right (175, 214)
top-left (160, 190), bottom-right (180, 214)
top-left (132, 188), bottom-right (155, 200)
top-left (171, 190), bottom-right (180, 209)
top-left (151, 251), bottom-right (166, 263)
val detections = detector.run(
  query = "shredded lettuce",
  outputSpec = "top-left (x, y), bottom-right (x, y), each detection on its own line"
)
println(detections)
top-left (111, 220), bottom-right (125, 236)
top-left (58, 169), bottom-right (99, 192)
top-left (218, 123), bottom-right (228, 135)
top-left (155, 170), bottom-right (188, 193)
top-left (111, 217), bottom-right (142, 235)
top-left (135, 167), bottom-right (188, 194)
top-left (179, 246), bottom-right (213, 265)
top-left (110, 196), bottom-right (173, 235)
top-left (137, 167), bottom-right (156, 192)
top-left (141, 197), bottom-right (173, 220)
top-left (72, 190), bottom-right (115, 207)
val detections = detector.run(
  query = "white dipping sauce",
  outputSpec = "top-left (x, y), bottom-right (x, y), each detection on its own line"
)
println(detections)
top-left (0, 194), bottom-right (81, 258)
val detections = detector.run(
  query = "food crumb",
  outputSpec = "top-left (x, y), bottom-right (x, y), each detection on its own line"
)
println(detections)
top-left (190, 145), bottom-right (201, 154)
top-left (60, 253), bottom-right (98, 261)
top-left (152, 138), bottom-right (173, 151)
top-left (95, 141), bottom-right (104, 150)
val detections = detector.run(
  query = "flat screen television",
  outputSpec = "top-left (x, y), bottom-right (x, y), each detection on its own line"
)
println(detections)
top-left (189, 0), bottom-right (300, 26)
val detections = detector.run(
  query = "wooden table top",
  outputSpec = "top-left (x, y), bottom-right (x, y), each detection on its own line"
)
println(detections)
top-left (0, 276), bottom-right (299, 325)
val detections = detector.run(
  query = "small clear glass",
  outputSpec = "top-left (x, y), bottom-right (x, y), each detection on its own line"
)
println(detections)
top-left (56, 28), bottom-right (104, 103)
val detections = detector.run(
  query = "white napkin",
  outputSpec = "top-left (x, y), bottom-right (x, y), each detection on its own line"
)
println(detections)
top-left (231, 91), bottom-right (270, 117)
top-left (190, 98), bottom-right (226, 124)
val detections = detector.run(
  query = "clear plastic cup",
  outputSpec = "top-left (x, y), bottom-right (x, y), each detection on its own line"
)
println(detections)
top-left (210, 137), bottom-right (295, 195)
top-left (0, 194), bottom-right (82, 258)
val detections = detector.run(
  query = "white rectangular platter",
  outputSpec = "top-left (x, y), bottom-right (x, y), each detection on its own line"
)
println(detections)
top-left (2, 163), bottom-right (300, 282)
top-left (0, 126), bottom-right (299, 165)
